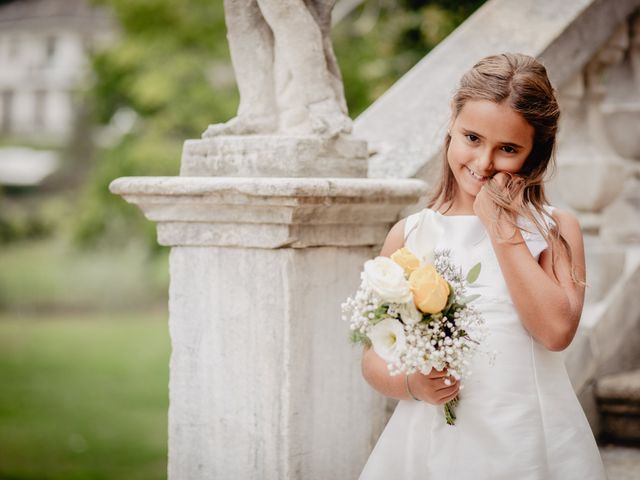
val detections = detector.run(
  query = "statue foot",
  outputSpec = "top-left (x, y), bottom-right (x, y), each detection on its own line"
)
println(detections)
top-left (308, 99), bottom-right (353, 138)
top-left (202, 114), bottom-right (278, 137)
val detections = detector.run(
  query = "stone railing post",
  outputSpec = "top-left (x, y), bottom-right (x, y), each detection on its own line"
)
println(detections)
top-left (110, 134), bottom-right (426, 478)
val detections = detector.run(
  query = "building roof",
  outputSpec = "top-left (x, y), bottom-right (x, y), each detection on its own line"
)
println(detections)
top-left (0, 0), bottom-right (111, 26)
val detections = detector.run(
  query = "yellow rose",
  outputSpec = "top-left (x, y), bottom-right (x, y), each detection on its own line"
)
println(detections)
top-left (390, 247), bottom-right (420, 276)
top-left (409, 265), bottom-right (450, 314)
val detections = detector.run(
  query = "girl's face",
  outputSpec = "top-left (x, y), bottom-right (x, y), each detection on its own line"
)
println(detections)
top-left (447, 99), bottom-right (534, 207)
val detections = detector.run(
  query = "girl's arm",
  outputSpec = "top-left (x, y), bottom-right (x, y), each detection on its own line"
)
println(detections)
top-left (361, 219), bottom-right (410, 400)
top-left (360, 218), bottom-right (461, 404)
top-left (475, 175), bottom-right (586, 352)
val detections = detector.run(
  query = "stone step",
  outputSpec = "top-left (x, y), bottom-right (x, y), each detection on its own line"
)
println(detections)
top-left (595, 369), bottom-right (640, 444)
top-left (599, 444), bottom-right (640, 480)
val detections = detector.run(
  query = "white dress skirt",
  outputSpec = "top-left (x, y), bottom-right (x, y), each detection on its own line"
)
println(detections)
top-left (359, 208), bottom-right (607, 480)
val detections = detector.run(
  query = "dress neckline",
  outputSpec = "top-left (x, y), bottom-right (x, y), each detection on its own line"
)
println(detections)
top-left (432, 209), bottom-right (479, 219)
top-left (420, 208), bottom-right (486, 246)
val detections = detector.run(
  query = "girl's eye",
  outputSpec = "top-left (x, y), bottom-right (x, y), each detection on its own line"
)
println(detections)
top-left (465, 134), bottom-right (479, 142)
top-left (502, 146), bottom-right (516, 154)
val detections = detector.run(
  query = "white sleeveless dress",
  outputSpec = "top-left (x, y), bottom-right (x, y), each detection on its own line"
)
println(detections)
top-left (359, 207), bottom-right (607, 480)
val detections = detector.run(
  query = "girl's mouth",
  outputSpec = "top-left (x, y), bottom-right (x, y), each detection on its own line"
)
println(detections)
top-left (465, 166), bottom-right (490, 183)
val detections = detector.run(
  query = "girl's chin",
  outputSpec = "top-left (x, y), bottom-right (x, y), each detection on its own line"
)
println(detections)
top-left (461, 181), bottom-right (482, 196)
top-left (457, 186), bottom-right (480, 204)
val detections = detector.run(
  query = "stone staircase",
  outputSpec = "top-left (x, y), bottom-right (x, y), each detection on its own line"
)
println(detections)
top-left (597, 369), bottom-right (640, 445)
top-left (596, 369), bottom-right (640, 479)
top-left (599, 444), bottom-right (640, 480)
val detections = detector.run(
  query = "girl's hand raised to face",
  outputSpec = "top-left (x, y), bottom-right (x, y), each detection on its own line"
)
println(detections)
top-left (473, 172), bottom-right (524, 230)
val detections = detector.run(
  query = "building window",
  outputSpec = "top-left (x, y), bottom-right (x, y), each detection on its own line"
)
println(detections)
top-left (34, 90), bottom-right (47, 128)
top-left (1, 90), bottom-right (13, 133)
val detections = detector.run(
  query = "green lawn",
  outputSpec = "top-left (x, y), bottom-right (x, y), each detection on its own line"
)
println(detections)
top-left (0, 312), bottom-right (170, 480)
top-left (0, 237), bottom-right (168, 313)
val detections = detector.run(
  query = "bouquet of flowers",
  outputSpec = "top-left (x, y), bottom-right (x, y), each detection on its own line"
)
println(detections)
top-left (342, 239), bottom-right (486, 425)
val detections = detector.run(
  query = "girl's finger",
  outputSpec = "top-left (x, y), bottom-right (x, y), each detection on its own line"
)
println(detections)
top-left (431, 372), bottom-right (456, 384)
top-left (492, 172), bottom-right (509, 188)
top-left (434, 381), bottom-right (459, 393)
top-left (439, 390), bottom-right (460, 404)
top-left (427, 368), bottom-right (449, 378)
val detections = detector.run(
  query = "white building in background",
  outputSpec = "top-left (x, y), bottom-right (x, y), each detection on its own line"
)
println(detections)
top-left (0, 0), bottom-right (114, 143)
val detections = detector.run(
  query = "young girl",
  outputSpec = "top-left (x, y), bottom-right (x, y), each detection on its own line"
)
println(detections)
top-left (359, 53), bottom-right (607, 480)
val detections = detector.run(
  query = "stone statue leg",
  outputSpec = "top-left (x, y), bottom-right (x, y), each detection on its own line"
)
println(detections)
top-left (203, 0), bottom-right (278, 137)
top-left (305, 0), bottom-right (349, 115)
top-left (257, 0), bottom-right (352, 136)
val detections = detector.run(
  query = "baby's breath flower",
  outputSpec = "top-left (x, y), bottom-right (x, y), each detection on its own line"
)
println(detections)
top-left (343, 248), bottom-right (488, 425)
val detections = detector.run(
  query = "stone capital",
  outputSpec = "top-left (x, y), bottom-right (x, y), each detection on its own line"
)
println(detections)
top-left (109, 176), bottom-right (427, 248)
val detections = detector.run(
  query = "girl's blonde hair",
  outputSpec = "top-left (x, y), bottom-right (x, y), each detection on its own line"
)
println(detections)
top-left (428, 52), bottom-right (582, 284)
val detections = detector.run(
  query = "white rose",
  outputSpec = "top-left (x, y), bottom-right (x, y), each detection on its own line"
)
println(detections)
top-left (369, 318), bottom-right (406, 363)
top-left (412, 210), bottom-right (445, 265)
top-left (398, 300), bottom-right (423, 325)
top-left (363, 256), bottom-right (412, 303)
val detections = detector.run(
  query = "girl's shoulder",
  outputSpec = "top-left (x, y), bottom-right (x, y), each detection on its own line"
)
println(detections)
top-left (518, 204), bottom-right (577, 258)
top-left (403, 207), bottom-right (443, 242)
top-left (381, 208), bottom-right (437, 256)
top-left (518, 204), bottom-right (560, 235)
top-left (380, 217), bottom-right (407, 256)
top-left (541, 206), bottom-right (582, 242)
top-left (403, 208), bottom-right (428, 238)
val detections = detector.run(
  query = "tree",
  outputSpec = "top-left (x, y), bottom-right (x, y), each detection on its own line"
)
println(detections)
top-left (75, 0), bottom-right (485, 250)
top-left (74, 0), bottom-right (236, 249)
top-left (333, 0), bottom-right (486, 116)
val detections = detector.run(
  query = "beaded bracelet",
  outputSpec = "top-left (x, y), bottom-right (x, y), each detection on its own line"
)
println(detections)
top-left (405, 374), bottom-right (420, 401)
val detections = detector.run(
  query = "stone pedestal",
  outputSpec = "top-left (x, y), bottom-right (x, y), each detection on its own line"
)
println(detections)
top-left (110, 175), bottom-right (426, 479)
top-left (181, 134), bottom-right (368, 178)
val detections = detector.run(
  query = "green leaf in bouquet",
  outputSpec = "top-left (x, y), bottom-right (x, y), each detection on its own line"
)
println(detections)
top-left (459, 294), bottom-right (481, 305)
top-left (444, 283), bottom-right (456, 311)
top-left (466, 263), bottom-right (482, 284)
top-left (422, 312), bottom-right (439, 325)
top-left (370, 304), bottom-right (390, 325)
top-left (376, 304), bottom-right (390, 314)
top-left (349, 329), bottom-right (372, 347)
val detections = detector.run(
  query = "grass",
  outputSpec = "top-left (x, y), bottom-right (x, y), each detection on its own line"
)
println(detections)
top-left (0, 237), bottom-right (168, 313)
top-left (0, 311), bottom-right (170, 480)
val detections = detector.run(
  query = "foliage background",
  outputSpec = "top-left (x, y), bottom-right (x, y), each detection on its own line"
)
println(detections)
top-left (73, 0), bottom-right (485, 252)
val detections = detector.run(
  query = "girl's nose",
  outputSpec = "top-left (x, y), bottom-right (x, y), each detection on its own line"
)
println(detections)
top-left (475, 149), bottom-right (493, 174)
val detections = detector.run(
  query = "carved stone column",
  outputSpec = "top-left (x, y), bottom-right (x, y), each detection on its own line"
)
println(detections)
top-left (111, 158), bottom-right (425, 479)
